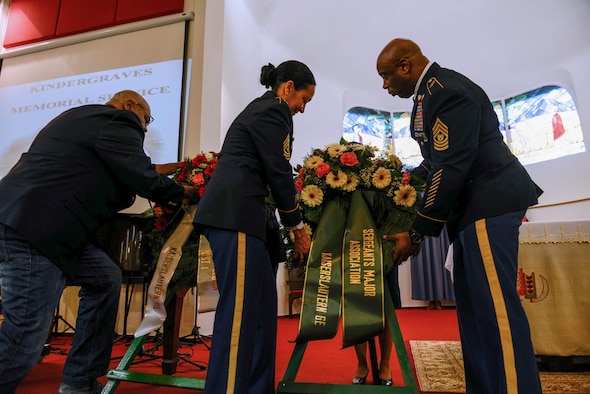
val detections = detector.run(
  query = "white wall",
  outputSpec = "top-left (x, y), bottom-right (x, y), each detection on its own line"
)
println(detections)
top-left (196, 0), bottom-right (590, 222)
top-left (191, 0), bottom-right (590, 307)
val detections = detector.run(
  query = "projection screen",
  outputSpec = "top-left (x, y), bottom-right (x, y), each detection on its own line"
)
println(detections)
top-left (0, 19), bottom-right (190, 181)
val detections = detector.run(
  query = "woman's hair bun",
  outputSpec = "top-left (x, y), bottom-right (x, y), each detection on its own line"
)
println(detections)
top-left (260, 63), bottom-right (277, 88)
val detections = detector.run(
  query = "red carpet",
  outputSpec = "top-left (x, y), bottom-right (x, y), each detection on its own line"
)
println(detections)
top-left (17, 308), bottom-right (460, 393)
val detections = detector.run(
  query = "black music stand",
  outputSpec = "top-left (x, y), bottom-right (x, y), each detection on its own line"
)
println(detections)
top-left (52, 298), bottom-right (76, 336)
top-left (179, 286), bottom-right (211, 350)
top-left (95, 213), bottom-right (152, 342)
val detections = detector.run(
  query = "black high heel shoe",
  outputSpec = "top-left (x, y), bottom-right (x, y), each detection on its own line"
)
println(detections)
top-left (352, 374), bottom-right (368, 385)
top-left (379, 378), bottom-right (393, 386)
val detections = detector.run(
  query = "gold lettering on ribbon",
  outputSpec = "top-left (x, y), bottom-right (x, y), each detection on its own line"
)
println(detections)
top-left (347, 230), bottom-right (378, 297)
top-left (314, 252), bottom-right (333, 326)
top-left (363, 229), bottom-right (376, 297)
top-left (349, 240), bottom-right (362, 285)
top-left (152, 247), bottom-right (178, 311)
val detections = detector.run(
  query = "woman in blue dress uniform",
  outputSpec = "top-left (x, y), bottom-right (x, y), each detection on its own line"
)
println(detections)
top-left (193, 61), bottom-right (315, 394)
top-left (376, 38), bottom-right (543, 394)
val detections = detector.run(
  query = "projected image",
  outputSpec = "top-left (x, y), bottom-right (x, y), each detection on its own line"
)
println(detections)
top-left (392, 111), bottom-right (422, 168)
top-left (342, 107), bottom-right (422, 168)
top-left (505, 85), bottom-right (585, 165)
top-left (342, 106), bottom-right (392, 157)
top-left (0, 60), bottom-right (185, 179)
top-left (493, 100), bottom-right (507, 142)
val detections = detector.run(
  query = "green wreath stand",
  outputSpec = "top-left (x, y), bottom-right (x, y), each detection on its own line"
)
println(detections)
top-left (278, 190), bottom-right (419, 393)
top-left (102, 287), bottom-right (206, 392)
top-left (102, 207), bottom-right (207, 393)
top-left (278, 279), bottom-right (419, 393)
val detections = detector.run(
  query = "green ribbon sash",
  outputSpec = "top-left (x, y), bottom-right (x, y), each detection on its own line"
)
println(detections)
top-left (342, 190), bottom-right (384, 348)
top-left (296, 198), bottom-right (346, 342)
top-left (297, 191), bottom-right (384, 347)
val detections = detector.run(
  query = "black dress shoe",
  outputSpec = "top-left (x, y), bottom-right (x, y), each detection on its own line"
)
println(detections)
top-left (352, 374), bottom-right (368, 385)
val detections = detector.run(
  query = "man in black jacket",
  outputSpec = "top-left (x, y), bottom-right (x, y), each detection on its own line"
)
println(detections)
top-left (0, 90), bottom-right (198, 394)
top-left (377, 39), bottom-right (542, 394)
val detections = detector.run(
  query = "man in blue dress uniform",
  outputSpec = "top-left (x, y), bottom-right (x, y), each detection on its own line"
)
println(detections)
top-left (376, 38), bottom-right (543, 394)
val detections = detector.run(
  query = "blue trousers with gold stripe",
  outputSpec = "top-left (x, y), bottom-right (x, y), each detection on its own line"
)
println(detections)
top-left (453, 210), bottom-right (541, 394)
top-left (202, 227), bottom-right (277, 394)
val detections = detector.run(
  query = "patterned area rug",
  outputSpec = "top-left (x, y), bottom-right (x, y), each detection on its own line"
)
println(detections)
top-left (409, 340), bottom-right (590, 393)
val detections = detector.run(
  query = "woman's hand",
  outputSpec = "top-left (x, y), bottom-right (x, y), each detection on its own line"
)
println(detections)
top-left (292, 226), bottom-right (311, 265)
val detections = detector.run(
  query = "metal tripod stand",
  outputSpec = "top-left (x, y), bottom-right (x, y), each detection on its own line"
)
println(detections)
top-left (179, 286), bottom-right (211, 350)
top-left (52, 298), bottom-right (76, 336)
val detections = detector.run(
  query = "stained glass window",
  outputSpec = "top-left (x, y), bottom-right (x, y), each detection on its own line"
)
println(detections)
top-left (343, 85), bottom-right (585, 167)
top-left (505, 85), bottom-right (585, 165)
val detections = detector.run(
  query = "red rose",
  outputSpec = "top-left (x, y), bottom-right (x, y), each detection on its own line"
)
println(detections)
top-left (295, 178), bottom-right (304, 192)
top-left (192, 155), bottom-right (207, 166)
top-left (191, 172), bottom-right (205, 186)
top-left (315, 162), bottom-right (331, 178)
top-left (155, 217), bottom-right (168, 231)
top-left (402, 170), bottom-right (411, 185)
top-left (154, 206), bottom-right (164, 218)
top-left (177, 169), bottom-right (188, 182)
top-left (298, 167), bottom-right (305, 178)
top-left (204, 166), bottom-right (215, 176)
top-left (340, 152), bottom-right (359, 166)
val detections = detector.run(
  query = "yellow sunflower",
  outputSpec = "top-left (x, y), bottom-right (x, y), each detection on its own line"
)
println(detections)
top-left (300, 184), bottom-right (324, 207)
top-left (326, 170), bottom-right (348, 189)
top-left (304, 155), bottom-right (324, 169)
top-left (393, 184), bottom-right (417, 207)
top-left (372, 167), bottom-right (392, 189)
top-left (326, 143), bottom-right (347, 158)
top-left (341, 173), bottom-right (360, 192)
top-left (385, 152), bottom-right (403, 169)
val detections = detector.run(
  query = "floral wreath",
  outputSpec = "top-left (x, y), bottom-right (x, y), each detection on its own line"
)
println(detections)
top-left (142, 152), bottom-right (219, 294)
top-left (284, 139), bottom-right (426, 274)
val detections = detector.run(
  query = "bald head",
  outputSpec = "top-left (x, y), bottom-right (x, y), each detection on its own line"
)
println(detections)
top-left (107, 90), bottom-right (151, 113)
top-left (106, 90), bottom-right (153, 131)
top-left (376, 38), bottom-right (429, 99)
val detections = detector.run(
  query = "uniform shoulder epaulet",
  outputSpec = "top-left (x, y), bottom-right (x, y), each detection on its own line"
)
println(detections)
top-left (426, 76), bottom-right (444, 96)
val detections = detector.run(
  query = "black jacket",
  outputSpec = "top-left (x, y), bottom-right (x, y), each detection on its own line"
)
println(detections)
top-left (0, 104), bottom-right (185, 279)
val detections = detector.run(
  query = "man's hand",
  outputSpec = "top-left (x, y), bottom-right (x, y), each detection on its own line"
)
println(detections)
top-left (292, 226), bottom-right (311, 265)
top-left (383, 231), bottom-right (421, 266)
top-left (155, 162), bottom-right (182, 175)
top-left (183, 185), bottom-right (200, 203)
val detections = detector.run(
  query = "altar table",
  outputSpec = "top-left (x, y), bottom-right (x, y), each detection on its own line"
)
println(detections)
top-left (518, 220), bottom-right (590, 356)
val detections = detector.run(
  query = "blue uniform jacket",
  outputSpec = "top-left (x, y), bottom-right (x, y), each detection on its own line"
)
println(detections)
top-left (410, 63), bottom-right (542, 240)
top-left (194, 90), bottom-right (302, 241)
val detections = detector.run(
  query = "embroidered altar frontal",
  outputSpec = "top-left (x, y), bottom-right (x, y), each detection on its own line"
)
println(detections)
top-left (518, 220), bottom-right (590, 356)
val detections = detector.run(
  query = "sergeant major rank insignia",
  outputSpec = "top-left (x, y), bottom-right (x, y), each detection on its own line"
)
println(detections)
top-left (283, 135), bottom-right (291, 160)
top-left (432, 118), bottom-right (449, 151)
